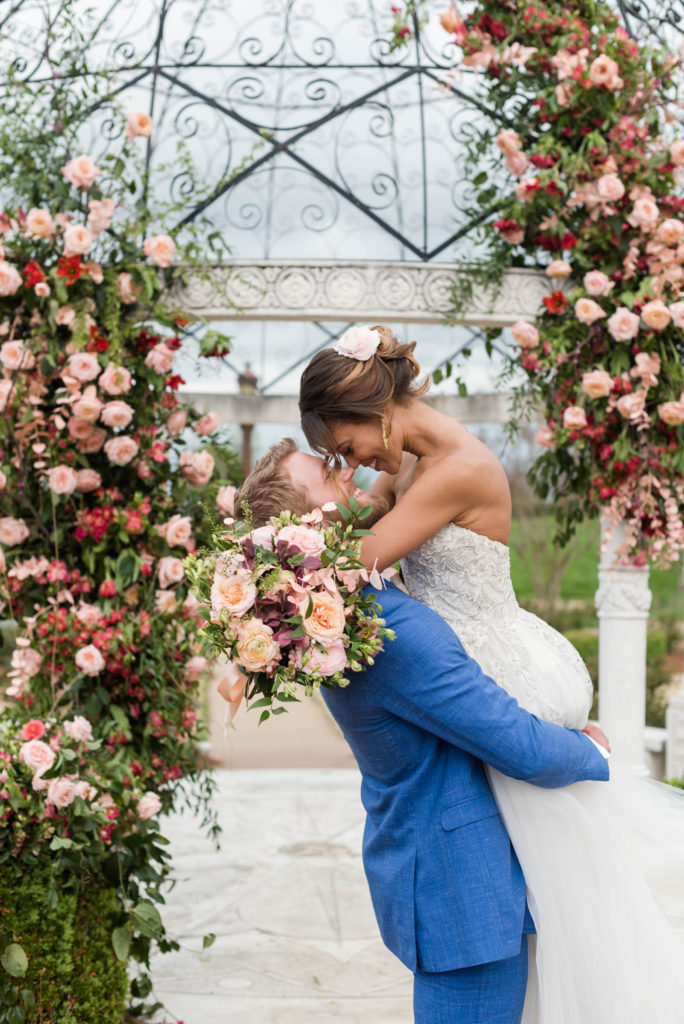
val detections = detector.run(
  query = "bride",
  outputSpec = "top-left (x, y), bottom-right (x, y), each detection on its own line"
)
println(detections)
top-left (298, 323), bottom-right (684, 1023)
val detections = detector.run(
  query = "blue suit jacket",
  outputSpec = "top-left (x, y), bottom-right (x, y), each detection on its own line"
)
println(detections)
top-left (322, 584), bottom-right (609, 974)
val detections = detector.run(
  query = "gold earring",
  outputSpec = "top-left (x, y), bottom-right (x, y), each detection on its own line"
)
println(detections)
top-left (381, 416), bottom-right (390, 450)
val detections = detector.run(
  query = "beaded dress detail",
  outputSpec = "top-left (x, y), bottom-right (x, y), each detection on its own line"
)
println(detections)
top-left (401, 524), bottom-right (684, 1024)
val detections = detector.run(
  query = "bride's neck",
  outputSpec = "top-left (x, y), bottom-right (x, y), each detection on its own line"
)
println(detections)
top-left (396, 401), bottom-right (456, 459)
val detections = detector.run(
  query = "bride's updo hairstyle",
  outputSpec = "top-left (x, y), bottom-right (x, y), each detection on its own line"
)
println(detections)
top-left (299, 324), bottom-right (429, 460)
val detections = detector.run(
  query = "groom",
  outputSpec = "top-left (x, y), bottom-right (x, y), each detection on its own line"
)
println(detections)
top-left (233, 441), bottom-right (610, 1024)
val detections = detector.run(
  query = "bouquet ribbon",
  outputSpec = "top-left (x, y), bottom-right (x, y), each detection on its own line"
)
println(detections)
top-left (217, 661), bottom-right (247, 730)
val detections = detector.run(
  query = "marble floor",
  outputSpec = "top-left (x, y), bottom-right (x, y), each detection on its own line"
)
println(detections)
top-left (151, 769), bottom-right (413, 1024)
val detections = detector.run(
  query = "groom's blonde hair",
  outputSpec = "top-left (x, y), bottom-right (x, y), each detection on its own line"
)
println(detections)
top-left (233, 438), bottom-right (310, 527)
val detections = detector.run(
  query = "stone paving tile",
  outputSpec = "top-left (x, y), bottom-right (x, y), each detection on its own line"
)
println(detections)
top-left (152, 769), bottom-right (412, 1024)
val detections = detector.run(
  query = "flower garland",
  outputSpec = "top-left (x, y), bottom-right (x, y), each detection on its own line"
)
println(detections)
top-left (391, 0), bottom-right (684, 565)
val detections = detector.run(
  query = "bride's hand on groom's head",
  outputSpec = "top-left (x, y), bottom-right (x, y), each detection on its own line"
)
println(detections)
top-left (582, 721), bottom-right (611, 753)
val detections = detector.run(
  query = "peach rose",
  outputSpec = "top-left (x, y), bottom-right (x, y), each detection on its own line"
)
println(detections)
top-left (301, 638), bottom-right (348, 677)
top-left (616, 391), bottom-right (647, 420)
top-left (658, 400), bottom-right (684, 425)
top-left (583, 270), bottom-right (614, 297)
top-left (76, 469), bottom-right (102, 493)
top-left (61, 154), bottom-right (101, 189)
top-left (63, 224), bottom-right (93, 257)
top-left (77, 427), bottom-right (106, 454)
top-left (63, 716), bottom-right (93, 743)
top-left (596, 173), bottom-right (625, 202)
top-left (137, 791), bottom-right (162, 819)
top-left (0, 341), bottom-right (33, 370)
top-left (145, 343), bottom-right (175, 374)
top-left (535, 425), bottom-right (555, 447)
top-left (180, 449), bottom-right (215, 487)
top-left (656, 219), bottom-right (684, 247)
top-left (19, 739), bottom-right (56, 774)
top-left (301, 590), bottom-right (346, 644)
top-left (440, 7), bottom-right (465, 36)
top-left (640, 300), bottom-right (671, 331)
top-left (216, 485), bottom-right (237, 516)
top-left (73, 388), bottom-right (103, 423)
top-left (545, 260), bottom-right (572, 279)
top-left (126, 112), bottom-right (153, 139)
top-left (47, 777), bottom-right (77, 808)
top-left (47, 465), bottom-right (78, 495)
top-left (588, 54), bottom-right (621, 89)
top-left (629, 196), bottom-right (659, 229)
top-left (165, 409), bottom-right (187, 435)
top-left (277, 523), bottom-right (326, 556)
top-left (0, 517), bottom-right (29, 546)
top-left (669, 140), bottom-right (684, 165)
top-left (99, 363), bottom-right (132, 395)
top-left (581, 370), bottom-right (613, 398)
top-left (101, 400), bottom-right (134, 429)
top-left (155, 589), bottom-right (177, 614)
top-left (562, 406), bottom-right (588, 429)
top-left (0, 261), bottom-right (22, 296)
top-left (142, 234), bottom-right (176, 268)
top-left (511, 321), bottom-right (539, 349)
top-left (55, 305), bottom-right (76, 327)
top-left (104, 436), bottom-right (139, 465)
top-left (117, 272), bottom-right (140, 304)
top-left (66, 352), bottom-right (101, 381)
top-left (668, 301), bottom-right (684, 328)
top-left (87, 198), bottom-right (115, 235)
top-left (607, 307), bottom-right (640, 341)
top-left (69, 417), bottom-right (97, 441)
top-left (211, 572), bottom-right (257, 619)
top-left (25, 208), bottom-right (55, 239)
top-left (75, 644), bottom-right (105, 675)
top-left (505, 150), bottom-right (528, 177)
top-left (164, 514), bottom-right (194, 549)
top-left (236, 618), bottom-right (281, 672)
top-left (158, 556), bottom-right (185, 589)
top-left (34, 282), bottom-right (50, 297)
top-left (575, 298), bottom-right (606, 324)
top-left (194, 411), bottom-right (221, 436)
top-left (495, 129), bottom-right (522, 155)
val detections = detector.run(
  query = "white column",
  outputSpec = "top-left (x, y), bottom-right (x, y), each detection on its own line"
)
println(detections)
top-left (666, 691), bottom-right (684, 780)
top-left (595, 519), bottom-right (652, 771)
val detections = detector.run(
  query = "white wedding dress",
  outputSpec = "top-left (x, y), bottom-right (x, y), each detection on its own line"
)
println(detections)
top-left (401, 523), bottom-right (684, 1024)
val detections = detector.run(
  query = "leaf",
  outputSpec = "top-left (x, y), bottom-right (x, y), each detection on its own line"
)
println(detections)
top-left (202, 932), bottom-right (216, 949)
top-left (258, 709), bottom-right (270, 725)
top-left (112, 926), bottom-right (132, 962)
top-left (131, 900), bottom-right (163, 938)
top-left (1, 944), bottom-right (28, 978)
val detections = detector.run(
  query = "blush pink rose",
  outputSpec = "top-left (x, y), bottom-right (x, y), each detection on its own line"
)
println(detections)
top-left (34, 282), bottom-right (50, 297)
top-left (0, 261), bottom-right (22, 296)
top-left (75, 603), bottom-right (103, 626)
top-left (101, 400), bottom-right (134, 429)
top-left (75, 644), bottom-right (105, 675)
top-left (596, 173), bottom-right (625, 202)
top-left (194, 411), bottom-right (221, 436)
top-left (142, 234), bottom-right (176, 268)
top-left (158, 556), bottom-right (185, 589)
top-left (87, 198), bottom-right (115, 235)
top-left (236, 618), bottom-right (281, 672)
top-left (656, 219), bottom-right (684, 247)
top-left (179, 450), bottom-right (215, 487)
top-left (126, 111), bottom-right (153, 139)
top-left (47, 465), bottom-right (79, 495)
top-left (562, 406), bottom-right (588, 429)
top-left (301, 590), bottom-right (346, 644)
top-left (607, 307), bottom-right (640, 342)
top-left (302, 639), bottom-right (348, 677)
top-left (0, 517), bottom-right (29, 546)
top-left (583, 270), bottom-right (614, 297)
top-left (617, 391), bottom-right (647, 420)
top-left (211, 572), bottom-right (257, 619)
top-left (47, 777), bottom-right (77, 808)
top-left (25, 208), bottom-right (55, 239)
top-left (669, 140), bottom-right (684, 165)
top-left (333, 325), bottom-right (381, 361)
top-left (61, 154), bottom-right (101, 189)
top-left (581, 370), bottom-right (613, 398)
top-left (63, 224), bottom-right (93, 257)
top-left (184, 656), bottom-right (208, 681)
top-left (155, 589), bottom-right (177, 614)
top-left (165, 409), bottom-right (187, 435)
top-left (163, 514), bottom-right (194, 550)
top-left (77, 427), bottom-right (107, 454)
top-left (216, 485), bottom-right (237, 516)
top-left (511, 321), bottom-right (539, 349)
top-left (545, 260), bottom-right (572, 279)
top-left (73, 388), bottom-right (103, 423)
top-left (505, 150), bottom-right (528, 177)
top-left (99, 363), bottom-right (132, 395)
top-left (68, 417), bottom-right (96, 441)
top-left (66, 352), bottom-right (101, 382)
top-left (658, 400), bottom-right (684, 425)
top-left (144, 343), bottom-right (175, 374)
top-left (575, 298), bottom-right (606, 324)
top-left (55, 306), bottom-right (76, 327)
top-left (629, 197), bottom-right (659, 230)
top-left (495, 129), bottom-right (522, 155)
top-left (19, 739), bottom-right (56, 774)
top-left (668, 301), bottom-right (684, 328)
top-left (641, 300), bottom-right (671, 331)
top-left (0, 341), bottom-right (34, 370)
top-left (63, 716), bottom-right (93, 743)
top-left (588, 54), bottom-right (621, 89)
top-left (104, 436), bottom-right (139, 465)
top-left (277, 523), bottom-right (326, 555)
top-left (137, 791), bottom-right (162, 819)
top-left (117, 272), bottom-right (140, 304)
top-left (76, 469), bottom-right (102, 492)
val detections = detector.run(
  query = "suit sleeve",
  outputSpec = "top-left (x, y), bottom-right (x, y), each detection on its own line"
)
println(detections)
top-left (377, 591), bottom-right (609, 787)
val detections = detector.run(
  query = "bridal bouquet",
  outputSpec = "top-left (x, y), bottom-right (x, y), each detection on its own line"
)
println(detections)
top-left (184, 501), bottom-right (395, 723)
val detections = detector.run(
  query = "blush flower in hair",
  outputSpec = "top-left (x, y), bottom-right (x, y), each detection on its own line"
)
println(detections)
top-left (333, 325), bottom-right (381, 361)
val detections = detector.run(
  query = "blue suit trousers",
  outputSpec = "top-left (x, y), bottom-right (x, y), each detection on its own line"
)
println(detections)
top-left (413, 937), bottom-right (528, 1024)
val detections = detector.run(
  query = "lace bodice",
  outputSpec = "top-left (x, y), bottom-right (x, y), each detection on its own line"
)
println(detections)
top-left (401, 523), bottom-right (593, 726)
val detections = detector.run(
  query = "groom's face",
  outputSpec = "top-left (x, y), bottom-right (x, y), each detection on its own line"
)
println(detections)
top-left (281, 451), bottom-right (371, 512)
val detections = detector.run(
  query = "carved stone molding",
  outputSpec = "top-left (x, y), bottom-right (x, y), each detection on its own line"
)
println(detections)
top-left (595, 567), bottom-right (653, 620)
top-left (168, 261), bottom-right (558, 326)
